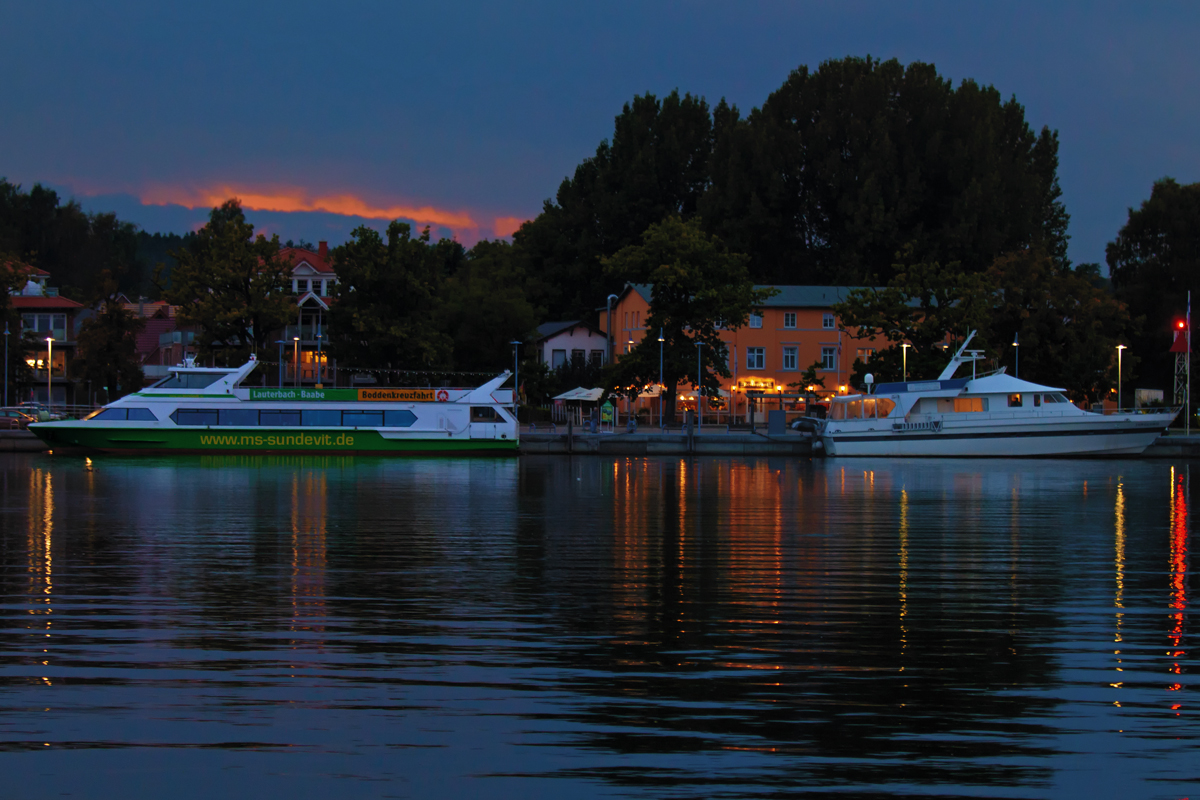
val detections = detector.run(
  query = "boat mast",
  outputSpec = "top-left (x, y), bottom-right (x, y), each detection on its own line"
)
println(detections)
top-left (937, 331), bottom-right (978, 381)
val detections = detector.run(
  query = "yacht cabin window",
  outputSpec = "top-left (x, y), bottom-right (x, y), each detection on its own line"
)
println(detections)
top-left (1034, 394), bottom-right (1042, 407)
top-left (1008, 394), bottom-right (1023, 408)
top-left (1043, 393), bottom-right (1069, 403)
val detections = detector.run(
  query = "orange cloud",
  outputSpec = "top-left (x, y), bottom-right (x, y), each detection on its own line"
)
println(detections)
top-left (140, 184), bottom-right (480, 232)
top-left (492, 216), bottom-right (526, 238)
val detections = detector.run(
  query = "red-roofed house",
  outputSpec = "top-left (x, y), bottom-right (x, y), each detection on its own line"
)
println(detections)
top-left (8, 267), bottom-right (85, 405)
top-left (280, 242), bottom-right (337, 383)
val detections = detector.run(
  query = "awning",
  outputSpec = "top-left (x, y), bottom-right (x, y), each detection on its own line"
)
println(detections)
top-left (552, 387), bottom-right (605, 402)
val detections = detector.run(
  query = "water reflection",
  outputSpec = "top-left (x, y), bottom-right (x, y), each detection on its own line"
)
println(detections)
top-left (0, 454), bottom-right (1195, 798)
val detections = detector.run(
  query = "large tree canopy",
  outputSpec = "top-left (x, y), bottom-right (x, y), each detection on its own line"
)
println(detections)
top-left (326, 222), bottom-right (456, 375)
top-left (602, 217), bottom-right (775, 423)
top-left (514, 90), bottom-right (718, 320)
top-left (161, 199), bottom-right (294, 361)
top-left (703, 56), bottom-right (1069, 285)
top-left (1107, 177), bottom-right (1200, 390)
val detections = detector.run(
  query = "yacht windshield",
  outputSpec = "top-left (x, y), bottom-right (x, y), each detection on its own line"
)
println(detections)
top-left (151, 372), bottom-right (226, 390)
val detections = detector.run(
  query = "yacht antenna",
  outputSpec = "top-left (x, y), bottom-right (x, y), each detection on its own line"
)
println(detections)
top-left (937, 331), bottom-right (978, 381)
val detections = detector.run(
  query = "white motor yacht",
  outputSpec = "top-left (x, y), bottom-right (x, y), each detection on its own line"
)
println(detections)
top-left (820, 333), bottom-right (1179, 457)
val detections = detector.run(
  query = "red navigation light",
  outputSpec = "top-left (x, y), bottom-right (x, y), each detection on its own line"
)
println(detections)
top-left (1178, 320), bottom-right (1187, 330)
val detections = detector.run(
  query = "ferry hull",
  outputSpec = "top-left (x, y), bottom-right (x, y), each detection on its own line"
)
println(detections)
top-left (30, 424), bottom-right (519, 456)
top-left (822, 419), bottom-right (1170, 457)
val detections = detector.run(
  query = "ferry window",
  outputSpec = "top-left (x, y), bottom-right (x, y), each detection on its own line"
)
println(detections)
top-left (91, 408), bottom-right (127, 420)
top-left (471, 407), bottom-right (498, 422)
top-left (384, 410), bottom-right (418, 427)
top-left (219, 409), bottom-right (259, 426)
top-left (127, 408), bottom-right (158, 421)
top-left (151, 371), bottom-right (225, 390)
top-left (261, 410), bottom-right (302, 426)
top-left (876, 398), bottom-right (896, 417)
top-left (302, 409), bottom-right (341, 427)
top-left (1034, 394), bottom-right (1042, 407)
top-left (1008, 394), bottom-right (1023, 408)
top-left (343, 410), bottom-right (384, 427)
top-left (172, 409), bottom-right (219, 426)
top-left (953, 397), bottom-right (985, 413)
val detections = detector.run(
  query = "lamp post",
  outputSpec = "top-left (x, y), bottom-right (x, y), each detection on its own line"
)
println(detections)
top-left (315, 326), bottom-right (323, 387)
top-left (293, 336), bottom-right (300, 388)
top-left (657, 328), bottom-right (667, 429)
top-left (3, 323), bottom-right (8, 407)
top-left (510, 339), bottom-right (521, 416)
top-left (45, 336), bottom-right (53, 412)
top-left (606, 293), bottom-right (618, 366)
top-left (276, 340), bottom-right (286, 386)
top-left (1116, 344), bottom-right (1127, 412)
top-left (1013, 332), bottom-right (1020, 379)
top-left (900, 342), bottom-right (910, 382)
top-left (696, 340), bottom-right (704, 431)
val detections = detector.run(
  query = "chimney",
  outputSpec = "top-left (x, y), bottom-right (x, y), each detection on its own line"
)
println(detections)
top-left (318, 241), bottom-right (328, 260)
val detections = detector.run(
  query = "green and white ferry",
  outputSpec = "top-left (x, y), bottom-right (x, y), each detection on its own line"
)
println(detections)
top-left (30, 356), bottom-right (519, 455)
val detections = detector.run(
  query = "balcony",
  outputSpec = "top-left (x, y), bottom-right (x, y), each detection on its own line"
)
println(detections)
top-left (284, 325), bottom-right (327, 344)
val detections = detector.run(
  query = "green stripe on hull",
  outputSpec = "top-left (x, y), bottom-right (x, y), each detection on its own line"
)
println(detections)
top-left (30, 425), bottom-right (518, 455)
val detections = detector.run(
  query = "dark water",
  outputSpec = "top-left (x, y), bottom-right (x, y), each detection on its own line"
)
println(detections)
top-left (0, 454), bottom-right (1196, 799)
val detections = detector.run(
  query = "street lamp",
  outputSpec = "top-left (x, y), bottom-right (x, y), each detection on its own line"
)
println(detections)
top-left (3, 323), bottom-right (8, 407)
top-left (606, 293), bottom-right (619, 365)
top-left (293, 336), bottom-right (300, 388)
top-left (900, 342), bottom-right (911, 382)
top-left (1116, 344), bottom-right (1127, 411)
top-left (696, 340), bottom-right (704, 431)
top-left (45, 336), bottom-right (53, 412)
top-left (510, 340), bottom-right (521, 416)
top-left (657, 331), bottom-right (667, 431)
top-left (275, 339), bottom-right (286, 386)
top-left (1013, 332), bottom-right (1020, 379)
top-left (315, 326), bottom-right (323, 387)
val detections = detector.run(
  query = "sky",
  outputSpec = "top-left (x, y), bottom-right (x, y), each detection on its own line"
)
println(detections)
top-left (3, 1), bottom-right (1199, 268)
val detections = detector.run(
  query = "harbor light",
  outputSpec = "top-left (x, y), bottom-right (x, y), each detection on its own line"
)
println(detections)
top-left (45, 336), bottom-right (53, 413)
top-left (1116, 344), bottom-right (1127, 411)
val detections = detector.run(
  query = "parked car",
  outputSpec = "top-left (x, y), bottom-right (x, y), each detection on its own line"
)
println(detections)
top-left (16, 401), bottom-right (63, 421)
top-left (0, 408), bottom-right (37, 430)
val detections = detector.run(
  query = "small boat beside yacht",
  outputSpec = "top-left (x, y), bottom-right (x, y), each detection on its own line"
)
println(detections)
top-left (820, 333), bottom-right (1179, 457)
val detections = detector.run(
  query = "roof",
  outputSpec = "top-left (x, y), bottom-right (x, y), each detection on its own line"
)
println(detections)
top-left (135, 317), bottom-right (176, 356)
top-left (756, 285), bottom-right (875, 308)
top-left (10, 295), bottom-right (85, 309)
top-left (280, 246), bottom-right (335, 274)
top-left (553, 387), bottom-right (605, 401)
top-left (536, 320), bottom-right (604, 341)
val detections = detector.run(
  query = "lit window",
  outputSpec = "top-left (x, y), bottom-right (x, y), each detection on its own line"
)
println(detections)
top-left (784, 312), bottom-right (796, 329)
top-left (749, 313), bottom-right (763, 329)
top-left (1008, 394), bottom-right (1023, 408)
top-left (746, 347), bottom-right (765, 370)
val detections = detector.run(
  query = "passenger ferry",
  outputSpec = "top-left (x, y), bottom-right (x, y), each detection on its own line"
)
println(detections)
top-left (820, 333), bottom-right (1179, 457)
top-left (30, 356), bottom-right (519, 455)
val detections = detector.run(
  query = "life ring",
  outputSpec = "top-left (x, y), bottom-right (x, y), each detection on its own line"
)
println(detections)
top-left (436, 389), bottom-right (449, 402)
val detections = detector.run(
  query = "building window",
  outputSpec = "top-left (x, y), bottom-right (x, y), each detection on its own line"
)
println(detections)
top-left (856, 348), bottom-right (876, 361)
top-left (821, 347), bottom-right (836, 370)
top-left (296, 279), bottom-right (309, 293)
top-left (784, 312), bottom-right (796, 329)
top-left (782, 346), bottom-right (798, 370)
top-left (746, 347), bottom-right (765, 370)
top-left (749, 313), bottom-right (763, 329)
top-left (822, 313), bottom-right (835, 329)
top-left (552, 349), bottom-right (566, 369)
top-left (21, 313), bottom-right (67, 341)
top-left (572, 348), bottom-right (585, 363)
top-left (590, 350), bottom-right (604, 365)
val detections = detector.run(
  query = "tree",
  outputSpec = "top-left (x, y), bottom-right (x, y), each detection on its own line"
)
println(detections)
top-left (834, 254), bottom-right (999, 385)
top-left (601, 217), bottom-right (775, 423)
top-left (1107, 177), bottom-right (1200, 391)
top-left (161, 200), bottom-right (293, 362)
top-left (443, 239), bottom-right (540, 371)
top-left (326, 222), bottom-right (454, 375)
top-left (702, 56), bottom-right (1069, 285)
top-left (514, 91), bottom-right (719, 320)
top-left (990, 249), bottom-right (1134, 403)
top-left (74, 298), bottom-right (146, 402)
